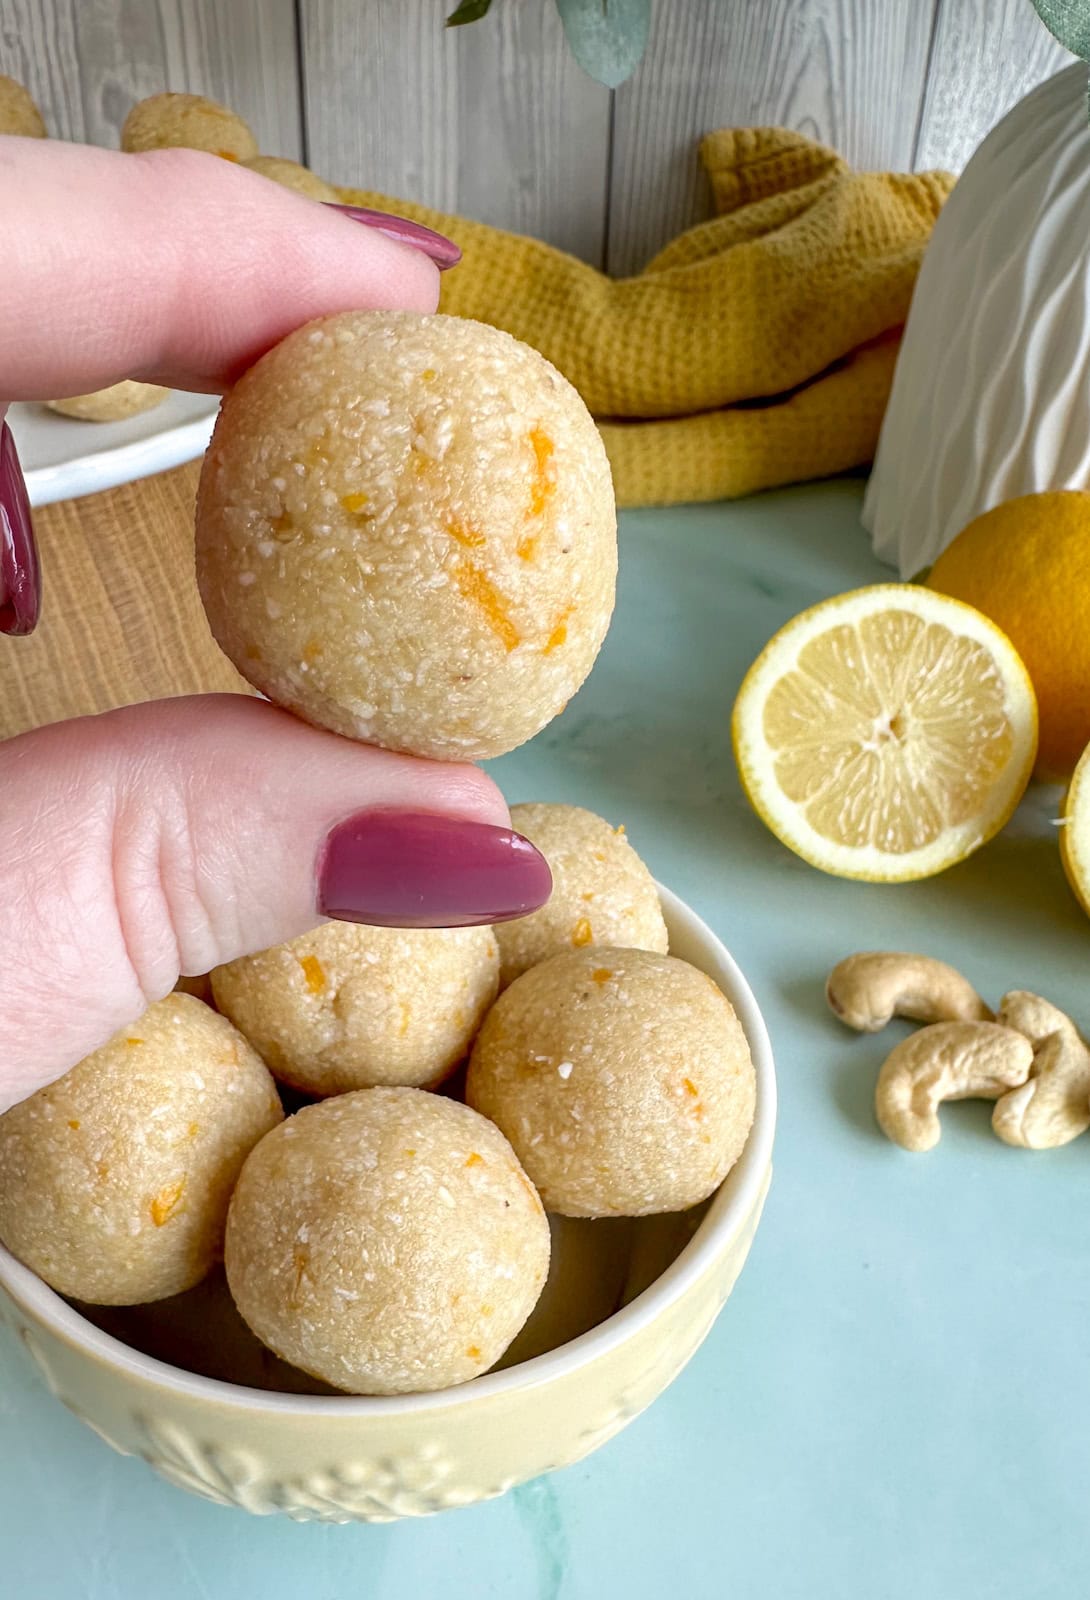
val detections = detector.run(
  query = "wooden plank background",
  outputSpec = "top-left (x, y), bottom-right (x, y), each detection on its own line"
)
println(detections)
top-left (0, 0), bottom-right (1072, 271)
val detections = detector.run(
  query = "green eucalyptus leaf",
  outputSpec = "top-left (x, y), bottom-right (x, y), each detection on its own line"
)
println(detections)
top-left (554, 0), bottom-right (652, 88)
top-left (446, 0), bottom-right (494, 26)
top-left (1030, 0), bottom-right (1090, 58)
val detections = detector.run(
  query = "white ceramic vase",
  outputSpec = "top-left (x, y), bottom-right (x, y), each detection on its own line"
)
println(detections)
top-left (863, 62), bottom-right (1090, 576)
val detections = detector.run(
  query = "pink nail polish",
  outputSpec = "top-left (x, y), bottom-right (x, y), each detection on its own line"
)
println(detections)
top-left (317, 810), bottom-right (552, 928)
top-left (0, 421), bottom-right (40, 637)
top-left (324, 203), bottom-right (462, 270)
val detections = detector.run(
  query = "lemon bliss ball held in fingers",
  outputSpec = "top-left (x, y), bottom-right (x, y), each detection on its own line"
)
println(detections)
top-left (195, 310), bottom-right (617, 762)
top-left (467, 948), bottom-right (756, 1218)
top-left (211, 921), bottom-right (499, 1096)
top-left (496, 803), bottom-right (668, 987)
top-left (0, 996), bottom-right (283, 1305)
top-left (224, 1089), bottom-right (550, 1395)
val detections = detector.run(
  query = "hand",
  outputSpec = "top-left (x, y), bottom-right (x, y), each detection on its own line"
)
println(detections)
top-left (0, 139), bottom-right (550, 1111)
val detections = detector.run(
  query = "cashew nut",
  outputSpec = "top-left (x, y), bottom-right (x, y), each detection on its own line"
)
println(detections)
top-left (991, 991), bottom-right (1090, 1149)
top-left (875, 1021), bottom-right (1033, 1152)
top-left (827, 952), bottom-right (993, 1033)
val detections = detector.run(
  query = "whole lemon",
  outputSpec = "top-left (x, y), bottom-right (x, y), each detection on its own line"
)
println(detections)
top-left (928, 491), bottom-right (1090, 780)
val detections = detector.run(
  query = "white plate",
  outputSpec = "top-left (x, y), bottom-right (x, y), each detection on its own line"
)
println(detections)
top-left (8, 391), bottom-right (220, 507)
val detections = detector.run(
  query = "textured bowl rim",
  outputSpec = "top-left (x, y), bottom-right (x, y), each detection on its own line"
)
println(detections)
top-left (0, 882), bottom-right (776, 1415)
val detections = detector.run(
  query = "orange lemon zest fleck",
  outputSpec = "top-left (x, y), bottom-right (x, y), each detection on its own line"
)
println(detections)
top-left (187, 1122), bottom-right (200, 1139)
top-left (340, 492), bottom-right (369, 514)
top-left (421, 368), bottom-right (437, 381)
top-left (67, 1119), bottom-right (80, 1131)
top-left (480, 1304), bottom-right (494, 1316)
top-left (126, 1037), bottom-right (144, 1047)
top-left (446, 517), bottom-right (487, 550)
top-left (572, 917), bottom-right (593, 947)
top-left (151, 1179), bottom-right (185, 1227)
top-left (303, 636), bottom-right (324, 663)
top-left (453, 562), bottom-right (520, 651)
top-left (465, 1152), bottom-right (483, 1168)
top-left (615, 823), bottom-right (626, 836)
top-left (682, 1078), bottom-right (699, 1097)
top-left (544, 607), bottom-right (573, 655)
top-left (516, 533), bottom-right (538, 562)
top-left (216, 150), bottom-right (240, 162)
top-left (591, 968), bottom-right (613, 984)
top-left (528, 427), bottom-right (556, 517)
top-left (466, 1345), bottom-right (482, 1361)
top-left (299, 954), bottom-right (326, 995)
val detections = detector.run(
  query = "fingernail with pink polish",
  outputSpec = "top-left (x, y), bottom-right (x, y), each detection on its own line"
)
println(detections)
top-left (0, 422), bottom-right (40, 637)
top-left (317, 810), bottom-right (552, 928)
top-left (324, 203), bottom-right (462, 271)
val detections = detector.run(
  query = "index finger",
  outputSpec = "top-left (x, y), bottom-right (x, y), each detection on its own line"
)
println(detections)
top-left (0, 138), bottom-right (444, 401)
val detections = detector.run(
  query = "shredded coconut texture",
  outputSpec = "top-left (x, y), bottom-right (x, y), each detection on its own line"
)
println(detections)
top-left (496, 803), bottom-right (668, 987)
top-left (225, 1088), bottom-right (549, 1394)
top-left (467, 949), bottom-right (755, 1218)
top-left (0, 995), bottom-right (283, 1305)
top-left (212, 922), bottom-right (499, 1095)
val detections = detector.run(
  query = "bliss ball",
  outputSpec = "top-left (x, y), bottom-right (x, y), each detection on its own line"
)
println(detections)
top-left (225, 1088), bottom-right (550, 1394)
top-left (195, 310), bottom-right (617, 761)
top-left (467, 948), bottom-right (756, 1218)
top-left (243, 154), bottom-right (337, 201)
top-left (0, 76), bottom-right (46, 137)
top-left (46, 382), bottom-right (168, 422)
top-left (211, 921), bottom-right (499, 1096)
top-left (0, 996), bottom-right (282, 1305)
top-left (497, 803), bottom-right (668, 986)
top-left (120, 92), bottom-right (258, 161)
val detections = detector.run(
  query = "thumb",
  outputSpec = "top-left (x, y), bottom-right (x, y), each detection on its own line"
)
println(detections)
top-left (0, 695), bottom-right (550, 1108)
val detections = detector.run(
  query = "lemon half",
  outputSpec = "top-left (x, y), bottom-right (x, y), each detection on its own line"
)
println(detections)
top-left (732, 585), bottom-right (1038, 882)
top-left (1060, 741), bottom-right (1090, 918)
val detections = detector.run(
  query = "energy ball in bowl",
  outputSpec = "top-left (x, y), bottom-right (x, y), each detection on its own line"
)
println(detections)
top-left (0, 76), bottom-right (46, 137)
top-left (242, 154), bottom-right (337, 201)
top-left (0, 995), bottom-right (282, 1305)
top-left (211, 921), bottom-right (499, 1096)
top-left (46, 382), bottom-right (168, 423)
top-left (120, 92), bottom-right (258, 161)
top-left (225, 1088), bottom-right (550, 1394)
top-left (467, 948), bottom-right (756, 1218)
top-left (195, 310), bottom-right (617, 761)
top-left (497, 803), bottom-right (668, 986)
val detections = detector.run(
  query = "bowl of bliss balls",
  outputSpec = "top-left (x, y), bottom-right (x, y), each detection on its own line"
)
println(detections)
top-left (0, 307), bottom-right (775, 1523)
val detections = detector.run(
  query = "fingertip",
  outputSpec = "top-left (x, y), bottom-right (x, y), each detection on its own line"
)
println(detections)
top-left (0, 141), bottom-right (443, 398)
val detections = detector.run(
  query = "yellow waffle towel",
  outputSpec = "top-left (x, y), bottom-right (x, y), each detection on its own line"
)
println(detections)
top-left (337, 128), bottom-right (953, 508)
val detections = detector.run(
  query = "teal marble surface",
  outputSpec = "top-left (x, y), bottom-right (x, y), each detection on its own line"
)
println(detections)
top-left (3, 481), bottom-right (1088, 1599)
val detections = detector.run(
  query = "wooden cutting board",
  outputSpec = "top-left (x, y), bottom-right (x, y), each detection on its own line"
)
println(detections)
top-left (0, 463), bottom-right (252, 741)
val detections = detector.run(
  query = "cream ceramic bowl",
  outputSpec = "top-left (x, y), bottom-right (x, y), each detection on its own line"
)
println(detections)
top-left (0, 886), bottom-right (775, 1523)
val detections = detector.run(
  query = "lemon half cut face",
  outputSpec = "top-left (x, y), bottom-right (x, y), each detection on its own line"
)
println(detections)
top-left (732, 585), bottom-right (1038, 882)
